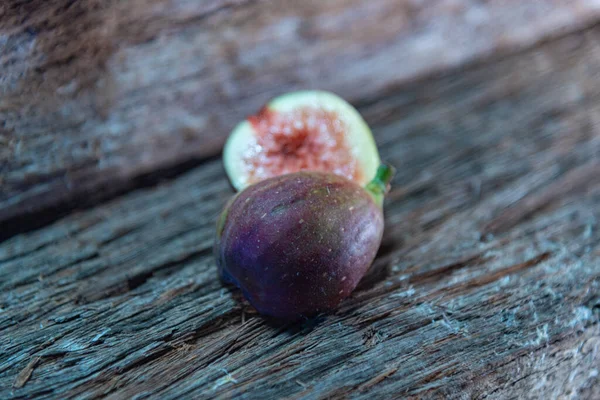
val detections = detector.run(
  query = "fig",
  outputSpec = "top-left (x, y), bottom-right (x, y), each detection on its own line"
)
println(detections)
top-left (215, 165), bottom-right (394, 319)
top-left (223, 90), bottom-right (380, 190)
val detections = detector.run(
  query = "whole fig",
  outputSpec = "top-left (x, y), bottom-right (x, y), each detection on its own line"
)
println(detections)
top-left (215, 165), bottom-right (393, 319)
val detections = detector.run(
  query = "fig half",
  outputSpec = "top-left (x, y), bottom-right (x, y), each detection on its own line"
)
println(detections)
top-left (224, 91), bottom-right (380, 191)
top-left (215, 165), bottom-right (394, 320)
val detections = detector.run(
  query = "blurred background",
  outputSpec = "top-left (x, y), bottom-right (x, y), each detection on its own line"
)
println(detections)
top-left (3, 0), bottom-right (600, 238)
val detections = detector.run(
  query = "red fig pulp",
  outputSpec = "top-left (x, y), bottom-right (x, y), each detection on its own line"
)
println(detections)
top-left (215, 166), bottom-right (393, 319)
top-left (245, 106), bottom-right (361, 185)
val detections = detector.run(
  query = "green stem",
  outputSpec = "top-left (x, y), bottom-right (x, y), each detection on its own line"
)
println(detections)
top-left (366, 163), bottom-right (396, 207)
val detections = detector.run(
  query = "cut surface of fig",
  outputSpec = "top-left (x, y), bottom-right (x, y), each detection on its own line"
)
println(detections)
top-left (224, 91), bottom-right (380, 190)
top-left (214, 165), bottom-right (394, 320)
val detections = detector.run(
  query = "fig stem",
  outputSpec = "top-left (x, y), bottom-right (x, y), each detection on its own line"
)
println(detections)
top-left (366, 163), bottom-right (396, 207)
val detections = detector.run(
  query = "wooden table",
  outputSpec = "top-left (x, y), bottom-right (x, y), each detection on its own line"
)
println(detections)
top-left (1, 1), bottom-right (599, 398)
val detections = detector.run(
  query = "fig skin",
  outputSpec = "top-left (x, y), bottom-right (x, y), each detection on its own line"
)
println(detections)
top-left (215, 169), bottom-right (392, 320)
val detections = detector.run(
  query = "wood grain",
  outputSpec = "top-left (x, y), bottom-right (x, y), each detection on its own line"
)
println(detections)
top-left (2, 22), bottom-right (600, 398)
top-left (3, 0), bottom-right (600, 238)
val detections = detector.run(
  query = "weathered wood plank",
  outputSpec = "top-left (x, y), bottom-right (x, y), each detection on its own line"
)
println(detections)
top-left (3, 0), bottom-right (600, 237)
top-left (2, 25), bottom-right (600, 399)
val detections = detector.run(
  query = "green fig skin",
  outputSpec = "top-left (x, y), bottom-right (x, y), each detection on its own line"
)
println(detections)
top-left (215, 171), bottom-right (385, 320)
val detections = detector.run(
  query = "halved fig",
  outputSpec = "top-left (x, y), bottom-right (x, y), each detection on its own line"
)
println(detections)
top-left (223, 91), bottom-right (380, 190)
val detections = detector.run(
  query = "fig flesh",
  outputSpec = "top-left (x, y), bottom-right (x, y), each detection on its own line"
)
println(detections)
top-left (224, 91), bottom-right (380, 190)
top-left (215, 165), bottom-right (394, 319)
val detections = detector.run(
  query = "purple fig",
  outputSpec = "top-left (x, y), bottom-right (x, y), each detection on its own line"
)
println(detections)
top-left (215, 165), bottom-right (394, 320)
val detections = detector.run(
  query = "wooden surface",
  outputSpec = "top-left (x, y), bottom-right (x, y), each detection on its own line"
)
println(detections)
top-left (3, 0), bottom-right (600, 237)
top-left (2, 1), bottom-right (600, 399)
